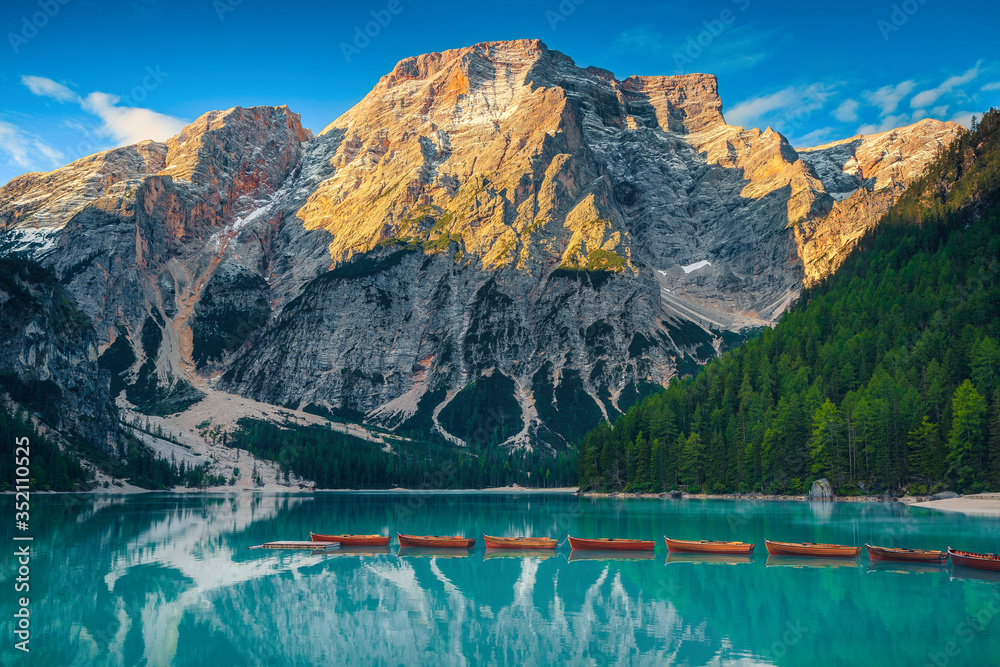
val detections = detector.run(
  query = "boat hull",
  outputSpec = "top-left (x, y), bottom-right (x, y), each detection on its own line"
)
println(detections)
top-left (397, 533), bottom-right (475, 549)
top-left (310, 533), bottom-right (391, 546)
top-left (251, 541), bottom-right (340, 550)
top-left (665, 537), bottom-right (755, 554)
top-left (866, 544), bottom-right (947, 563)
top-left (765, 540), bottom-right (860, 558)
top-left (568, 536), bottom-right (654, 551)
top-left (949, 548), bottom-right (1000, 571)
top-left (483, 535), bottom-right (557, 549)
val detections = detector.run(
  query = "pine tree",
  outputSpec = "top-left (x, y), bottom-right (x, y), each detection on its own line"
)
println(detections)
top-left (680, 432), bottom-right (704, 487)
top-left (907, 416), bottom-right (940, 480)
top-left (947, 380), bottom-right (988, 490)
top-left (809, 400), bottom-right (844, 482)
top-left (987, 393), bottom-right (1000, 488)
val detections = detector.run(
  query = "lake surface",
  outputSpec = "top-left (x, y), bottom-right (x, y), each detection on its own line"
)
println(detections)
top-left (2, 493), bottom-right (1000, 666)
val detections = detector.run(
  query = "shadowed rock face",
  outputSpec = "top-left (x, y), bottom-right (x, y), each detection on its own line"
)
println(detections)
top-left (0, 40), bottom-right (963, 452)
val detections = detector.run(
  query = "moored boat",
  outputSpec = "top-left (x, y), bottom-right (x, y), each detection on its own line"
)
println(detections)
top-left (866, 543), bottom-right (947, 563)
top-left (397, 533), bottom-right (475, 549)
top-left (568, 536), bottom-right (655, 551)
top-left (310, 533), bottom-right (390, 546)
top-left (664, 537), bottom-right (755, 554)
top-left (250, 540), bottom-right (341, 550)
top-left (764, 540), bottom-right (860, 558)
top-left (483, 535), bottom-right (557, 549)
top-left (948, 547), bottom-right (1000, 571)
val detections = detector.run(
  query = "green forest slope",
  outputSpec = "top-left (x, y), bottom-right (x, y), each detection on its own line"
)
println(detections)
top-left (578, 109), bottom-right (1000, 496)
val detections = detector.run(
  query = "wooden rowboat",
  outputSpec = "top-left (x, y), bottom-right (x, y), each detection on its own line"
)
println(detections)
top-left (948, 547), bottom-right (1000, 571)
top-left (483, 535), bottom-right (557, 549)
top-left (665, 537), bottom-right (755, 554)
top-left (568, 536), bottom-right (654, 551)
top-left (866, 543), bottom-right (947, 563)
top-left (249, 541), bottom-right (341, 550)
top-left (310, 533), bottom-right (390, 546)
top-left (397, 533), bottom-right (475, 549)
top-left (764, 540), bottom-right (860, 558)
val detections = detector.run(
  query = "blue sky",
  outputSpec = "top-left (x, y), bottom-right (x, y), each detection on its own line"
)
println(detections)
top-left (1, 0), bottom-right (998, 186)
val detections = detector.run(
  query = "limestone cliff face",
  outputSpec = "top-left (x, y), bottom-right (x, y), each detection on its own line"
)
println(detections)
top-left (0, 257), bottom-right (118, 453)
top-left (795, 119), bottom-right (964, 286)
top-left (0, 40), bottom-right (963, 451)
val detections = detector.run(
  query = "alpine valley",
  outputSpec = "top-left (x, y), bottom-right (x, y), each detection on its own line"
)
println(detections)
top-left (0, 40), bottom-right (966, 490)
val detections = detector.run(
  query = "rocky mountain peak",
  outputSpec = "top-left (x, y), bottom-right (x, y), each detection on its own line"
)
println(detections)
top-left (0, 42), bottom-right (967, 455)
top-left (163, 105), bottom-right (311, 186)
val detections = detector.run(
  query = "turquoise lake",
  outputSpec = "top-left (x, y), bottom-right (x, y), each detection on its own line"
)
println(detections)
top-left (2, 493), bottom-right (1000, 666)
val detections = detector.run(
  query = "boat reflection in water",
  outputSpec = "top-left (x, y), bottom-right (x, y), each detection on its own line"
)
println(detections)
top-left (865, 560), bottom-right (947, 576)
top-left (666, 552), bottom-right (754, 565)
top-left (314, 546), bottom-right (392, 558)
top-left (567, 549), bottom-right (657, 562)
top-left (483, 548), bottom-right (557, 561)
top-left (396, 546), bottom-right (472, 559)
top-left (950, 565), bottom-right (1000, 583)
top-left (765, 555), bottom-right (860, 569)
top-left (17, 493), bottom-right (1000, 667)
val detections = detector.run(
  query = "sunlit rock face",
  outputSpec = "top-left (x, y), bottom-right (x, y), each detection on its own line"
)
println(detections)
top-left (794, 118), bottom-right (963, 287)
top-left (0, 40), bottom-right (961, 451)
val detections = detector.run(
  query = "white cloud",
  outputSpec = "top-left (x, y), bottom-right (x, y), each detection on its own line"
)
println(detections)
top-left (949, 111), bottom-right (977, 128)
top-left (982, 81), bottom-right (1000, 92)
top-left (833, 99), bottom-right (859, 122)
top-left (81, 92), bottom-right (186, 145)
top-left (22, 74), bottom-right (186, 148)
top-left (910, 64), bottom-right (980, 109)
top-left (21, 75), bottom-right (80, 103)
top-left (727, 83), bottom-right (833, 130)
top-left (0, 121), bottom-right (65, 170)
top-left (863, 81), bottom-right (915, 116)
top-left (791, 127), bottom-right (835, 148)
top-left (930, 105), bottom-right (950, 117)
top-left (858, 114), bottom-right (910, 135)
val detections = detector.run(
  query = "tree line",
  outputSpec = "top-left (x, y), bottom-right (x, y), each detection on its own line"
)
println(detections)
top-left (226, 417), bottom-right (577, 489)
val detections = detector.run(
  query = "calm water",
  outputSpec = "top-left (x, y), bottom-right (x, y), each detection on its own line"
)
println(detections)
top-left (2, 493), bottom-right (1000, 666)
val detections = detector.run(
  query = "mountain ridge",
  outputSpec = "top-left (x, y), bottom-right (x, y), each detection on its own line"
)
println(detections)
top-left (0, 39), bottom-right (965, 462)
